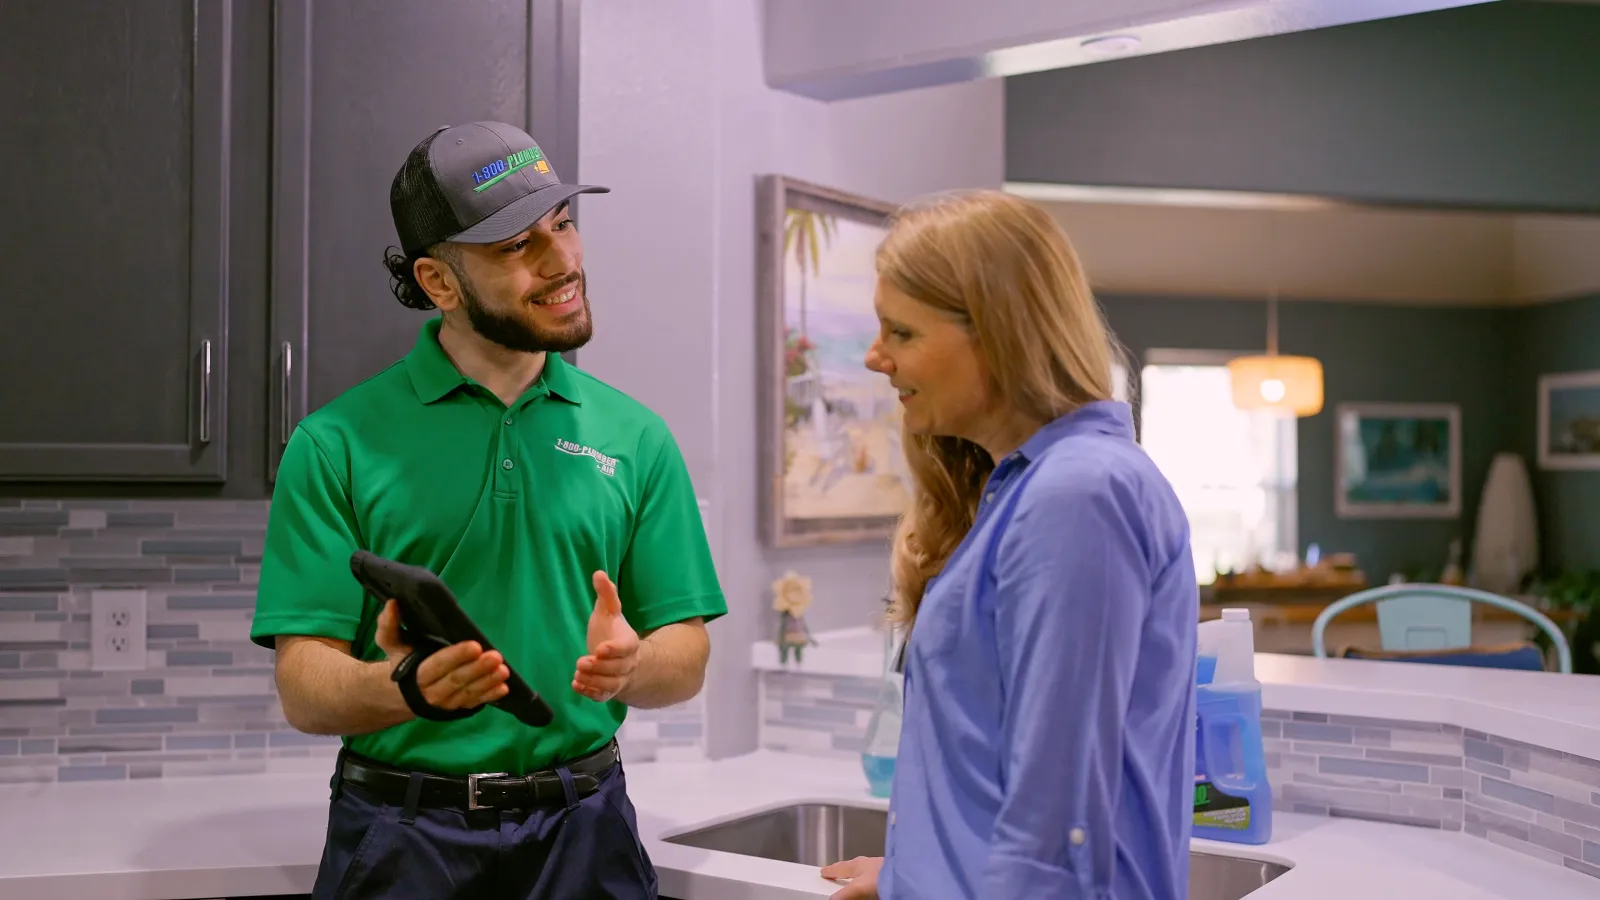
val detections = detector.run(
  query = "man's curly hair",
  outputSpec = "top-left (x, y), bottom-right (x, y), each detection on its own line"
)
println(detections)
top-left (382, 242), bottom-right (462, 311)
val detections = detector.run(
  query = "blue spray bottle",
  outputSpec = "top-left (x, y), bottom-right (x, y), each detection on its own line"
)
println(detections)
top-left (860, 624), bottom-right (905, 798)
top-left (1194, 608), bottom-right (1273, 844)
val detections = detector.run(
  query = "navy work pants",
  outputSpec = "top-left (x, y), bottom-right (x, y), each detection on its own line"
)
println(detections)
top-left (310, 757), bottom-right (657, 899)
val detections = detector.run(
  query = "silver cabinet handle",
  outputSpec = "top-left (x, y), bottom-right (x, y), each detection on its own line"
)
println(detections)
top-left (198, 338), bottom-right (213, 444)
top-left (280, 340), bottom-right (294, 444)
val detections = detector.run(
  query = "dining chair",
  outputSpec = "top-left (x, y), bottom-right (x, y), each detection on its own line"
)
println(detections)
top-left (1310, 583), bottom-right (1573, 674)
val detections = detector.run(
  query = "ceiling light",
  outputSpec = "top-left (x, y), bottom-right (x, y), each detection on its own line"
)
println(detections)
top-left (1081, 35), bottom-right (1142, 57)
top-left (1229, 293), bottom-right (1324, 417)
top-left (1229, 355), bottom-right (1323, 417)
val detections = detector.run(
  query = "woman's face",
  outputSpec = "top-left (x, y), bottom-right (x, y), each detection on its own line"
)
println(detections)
top-left (864, 277), bottom-right (992, 441)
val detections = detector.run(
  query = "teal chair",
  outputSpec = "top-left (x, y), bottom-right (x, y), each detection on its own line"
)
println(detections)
top-left (1311, 584), bottom-right (1573, 674)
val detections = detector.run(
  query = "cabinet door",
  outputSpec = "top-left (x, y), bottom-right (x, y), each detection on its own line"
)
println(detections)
top-left (269, 0), bottom-right (583, 481)
top-left (0, 0), bottom-right (234, 482)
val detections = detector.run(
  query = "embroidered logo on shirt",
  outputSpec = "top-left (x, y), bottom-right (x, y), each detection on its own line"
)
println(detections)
top-left (555, 438), bottom-right (617, 477)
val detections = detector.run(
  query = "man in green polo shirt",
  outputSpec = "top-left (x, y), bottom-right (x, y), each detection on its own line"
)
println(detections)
top-left (251, 121), bottom-right (725, 900)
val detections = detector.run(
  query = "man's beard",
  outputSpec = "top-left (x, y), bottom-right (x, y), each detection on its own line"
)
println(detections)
top-left (460, 271), bottom-right (593, 354)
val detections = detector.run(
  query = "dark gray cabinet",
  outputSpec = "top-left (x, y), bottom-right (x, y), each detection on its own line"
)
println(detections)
top-left (0, 0), bottom-right (583, 494)
top-left (0, 0), bottom-right (236, 482)
top-left (269, 0), bottom-right (581, 481)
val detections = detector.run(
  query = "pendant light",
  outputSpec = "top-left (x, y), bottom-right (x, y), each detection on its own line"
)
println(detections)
top-left (1228, 220), bottom-right (1324, 417)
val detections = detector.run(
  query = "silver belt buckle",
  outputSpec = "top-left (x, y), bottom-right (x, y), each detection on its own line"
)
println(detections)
top-left (466, 772), bottom-right (507, 810)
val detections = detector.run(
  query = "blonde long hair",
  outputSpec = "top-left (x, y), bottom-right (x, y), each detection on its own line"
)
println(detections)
top-left (880, 190), bottom-right (1126, 627)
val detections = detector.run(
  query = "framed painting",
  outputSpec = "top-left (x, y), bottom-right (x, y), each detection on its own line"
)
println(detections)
top-left (1538, 370), bottom-right (1600, 470)
top-left (1334, 402), bottom-right (1461, 519)
top-left (756, 175), bottom-right (907, 547)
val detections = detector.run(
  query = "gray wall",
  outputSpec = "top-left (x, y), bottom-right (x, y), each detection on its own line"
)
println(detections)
top-left (1102, 294), bottom-right (1515, 583)
top-left (577, 0), bottom-right (1003, 759)
top-left (1508, 294), bottom-right (1600, 573)
top-left (1006, 2), bottom-right (1600, 213)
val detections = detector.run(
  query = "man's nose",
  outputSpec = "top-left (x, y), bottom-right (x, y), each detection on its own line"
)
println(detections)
top-left (541, 240), bottom-right (580, 278)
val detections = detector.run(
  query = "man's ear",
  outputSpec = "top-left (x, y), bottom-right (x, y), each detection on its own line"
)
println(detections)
top-left (413, 252), bottom-right (461, 312)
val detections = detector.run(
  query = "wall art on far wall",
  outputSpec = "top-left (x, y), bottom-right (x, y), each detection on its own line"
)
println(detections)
top-left (757, 174), bottom-right (909, 547)
top-left (1335, 402), bottom-right (1461, 519)
top-left (1537, 369), bottom-right (1600, 471)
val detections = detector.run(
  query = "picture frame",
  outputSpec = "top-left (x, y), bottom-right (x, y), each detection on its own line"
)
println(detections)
top-left (1334, 402), bottom-right (1461, 519)
top-left (756, 174), bottom-right (906, 547)
top-left (1538, 370), bottom-right (1600, 470)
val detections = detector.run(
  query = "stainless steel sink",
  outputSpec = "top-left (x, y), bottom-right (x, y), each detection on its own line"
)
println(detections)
top-left (662, 803), bottom-right (1291, 899)
top-left (664, 802), bottom-right (885, 867)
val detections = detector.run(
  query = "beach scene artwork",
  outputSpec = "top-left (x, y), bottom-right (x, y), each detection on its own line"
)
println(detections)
top-left (1538, 370), bottom-right (1600, 470)
top-left (778, 205), bottom-right (911, 524)
top-left (1335, 403), bottom-right (1461, 518)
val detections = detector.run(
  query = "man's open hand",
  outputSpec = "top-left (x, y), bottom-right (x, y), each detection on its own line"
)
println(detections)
top-left (573, 571), bottom-right (640, 702)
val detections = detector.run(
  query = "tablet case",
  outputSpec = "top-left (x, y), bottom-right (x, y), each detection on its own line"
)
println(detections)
top-left (349, 550), bottom-right (555, 728)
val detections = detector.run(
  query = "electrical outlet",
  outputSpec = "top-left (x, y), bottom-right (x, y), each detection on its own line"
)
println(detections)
top-left (91, 589), bottom-right (147, 671)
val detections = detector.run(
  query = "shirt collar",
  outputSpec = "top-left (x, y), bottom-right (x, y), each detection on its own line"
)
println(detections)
top-left (405, 317), bottom-right (583, 406)
top-left (1015, 399), bottom-right (1135, 463)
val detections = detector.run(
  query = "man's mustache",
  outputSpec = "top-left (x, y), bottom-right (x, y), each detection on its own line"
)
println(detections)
top-left (528, 272), bottom-right (583, 304)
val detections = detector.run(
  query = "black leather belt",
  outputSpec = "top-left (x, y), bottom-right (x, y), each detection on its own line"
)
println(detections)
top-left (337, 739), bottom-right (620, 811)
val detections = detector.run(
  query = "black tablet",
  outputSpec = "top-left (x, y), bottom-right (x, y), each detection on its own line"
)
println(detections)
top-left (348, 550), bottom-right (554, 728)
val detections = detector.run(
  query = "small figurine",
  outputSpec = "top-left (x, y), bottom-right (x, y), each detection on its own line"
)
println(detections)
top-left (772, 570), bottom-right (819, 664)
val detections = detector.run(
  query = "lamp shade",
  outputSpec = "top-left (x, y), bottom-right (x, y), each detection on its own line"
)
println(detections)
top-left (1227, 354), bottom-right (1324, 416)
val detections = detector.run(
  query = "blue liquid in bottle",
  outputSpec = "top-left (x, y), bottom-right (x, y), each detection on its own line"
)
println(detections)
top-left (861, 753), bottom-right (896, 798)
top-left (1193, 655), bottom-right (1273, 844)
top-left (860, 669), bottom-right (903, 799)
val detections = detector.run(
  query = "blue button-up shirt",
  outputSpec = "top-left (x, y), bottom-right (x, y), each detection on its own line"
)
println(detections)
top-left (879, 401), bottom-right (1198, 900)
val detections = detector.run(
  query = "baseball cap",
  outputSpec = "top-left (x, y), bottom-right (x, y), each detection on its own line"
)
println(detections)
top-left (390, 121), bottom-right (609, 256)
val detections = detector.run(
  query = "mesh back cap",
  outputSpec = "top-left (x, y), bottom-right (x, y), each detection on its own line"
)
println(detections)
top-left (390, 121), bottom-right (608, 256)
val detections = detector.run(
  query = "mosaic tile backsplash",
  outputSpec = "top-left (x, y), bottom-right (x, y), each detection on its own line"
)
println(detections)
top-left (759, 668), bottom-right (1600, 882)
top-left (0, 499), bottom-right (703, 783)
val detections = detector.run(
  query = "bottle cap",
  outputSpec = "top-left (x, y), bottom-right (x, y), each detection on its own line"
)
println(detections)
top-left (1222, 608), bottom-right (1250, 622)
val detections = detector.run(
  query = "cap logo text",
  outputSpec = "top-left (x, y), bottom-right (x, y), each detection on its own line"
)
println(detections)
top-left (471, 145), bottom-right (546, 193)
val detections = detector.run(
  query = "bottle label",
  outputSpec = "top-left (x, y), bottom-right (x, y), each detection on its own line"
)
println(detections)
top-left (1194, 779), bottom-right (1251, 829)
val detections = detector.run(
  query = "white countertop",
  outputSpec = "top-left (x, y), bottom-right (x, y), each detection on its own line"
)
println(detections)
top-left (1, 749), bottom-right (1597, 900)
top-left (1252, 653), bottom-right (1600, 758)
top-left (756, 630), bottom-right (1600, 759)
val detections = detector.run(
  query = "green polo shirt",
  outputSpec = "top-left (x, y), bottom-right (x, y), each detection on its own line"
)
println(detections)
top-left (251, 317), bottom-right (725, 775)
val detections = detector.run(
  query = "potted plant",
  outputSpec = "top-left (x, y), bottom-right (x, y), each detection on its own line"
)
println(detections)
top-left (1527, 569), bottom-right (1600, 675)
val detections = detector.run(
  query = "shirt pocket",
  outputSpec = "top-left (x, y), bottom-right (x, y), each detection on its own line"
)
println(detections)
top-left (910, 573), bottom-right (969, 662)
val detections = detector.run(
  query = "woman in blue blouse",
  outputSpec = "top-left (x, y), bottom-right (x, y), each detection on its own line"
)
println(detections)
top-left (821, 191), bottom-right (1199, 900)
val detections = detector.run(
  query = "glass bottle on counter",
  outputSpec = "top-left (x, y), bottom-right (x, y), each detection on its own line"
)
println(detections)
top-left (860, 619), bottom-right (905, 798)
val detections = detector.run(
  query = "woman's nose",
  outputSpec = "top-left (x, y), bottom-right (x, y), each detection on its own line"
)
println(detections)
top-left (864, 342), bottom-right (888, 373)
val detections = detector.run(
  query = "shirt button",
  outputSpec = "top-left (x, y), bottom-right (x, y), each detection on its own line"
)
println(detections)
top-left (501, 459), bottom-right (514, 471)
top-left (504, 417), bottom-right (513, 426)
top-left (1069, 828), bottom-right (1087, 845)
top-left (985, 492), bottom-right (995, 503)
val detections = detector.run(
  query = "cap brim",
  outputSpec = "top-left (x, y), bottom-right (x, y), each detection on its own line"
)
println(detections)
top-left (447, 182), bottom-right (610, 245)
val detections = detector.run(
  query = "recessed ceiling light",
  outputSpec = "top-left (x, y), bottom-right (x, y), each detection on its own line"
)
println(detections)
top-left (1081, 34), bottom-right (1142, 57)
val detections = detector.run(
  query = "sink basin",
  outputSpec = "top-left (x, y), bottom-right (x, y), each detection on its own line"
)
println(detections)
top-left (664, 802), bottom-right (885, 867)
top-left (662, 803), bottom-right (1291, 900)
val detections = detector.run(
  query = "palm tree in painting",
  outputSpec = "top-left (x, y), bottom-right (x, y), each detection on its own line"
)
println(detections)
top-left (783, 207), bottom-right (838, 340)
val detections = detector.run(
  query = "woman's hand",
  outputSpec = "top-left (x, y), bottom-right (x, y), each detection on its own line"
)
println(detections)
top-left (821, 856), bottom-right (883, 899)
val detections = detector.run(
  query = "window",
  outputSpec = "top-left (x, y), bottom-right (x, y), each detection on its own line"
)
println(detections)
top-left (1137, 350), bottom-right (1297, 586)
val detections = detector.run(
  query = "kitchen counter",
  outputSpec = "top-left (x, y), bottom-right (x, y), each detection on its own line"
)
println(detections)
top-left (754, 629), bottom-right (1600, 759)
top-left (1, 750), bottom-right (1597, 900)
